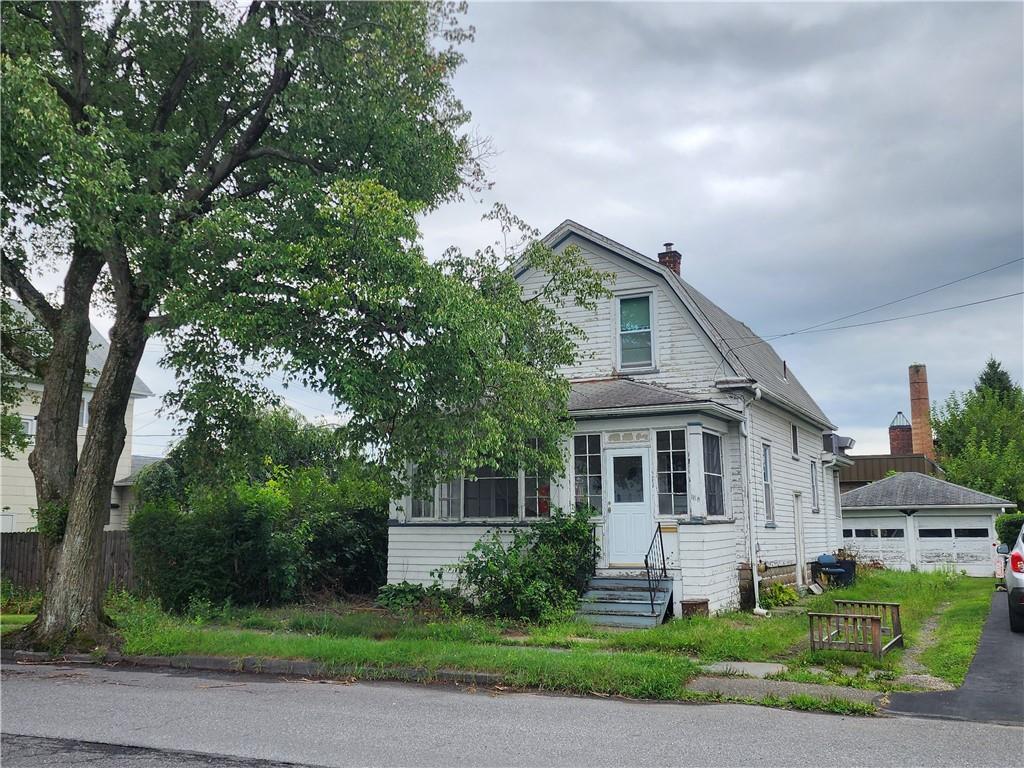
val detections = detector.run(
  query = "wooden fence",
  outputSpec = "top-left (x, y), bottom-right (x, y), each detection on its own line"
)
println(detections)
top-left (808, 600), bottom-right (904, 660)
top-left (1, 531), bottom-right (135, 591)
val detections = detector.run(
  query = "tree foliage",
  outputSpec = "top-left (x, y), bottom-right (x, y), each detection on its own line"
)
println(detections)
top-left (0, 1), bottom-right (606, 646)
top-left (976, 357), bottom-right (1015, 398)
top-left (933, 360), bottom-right (1024, 511)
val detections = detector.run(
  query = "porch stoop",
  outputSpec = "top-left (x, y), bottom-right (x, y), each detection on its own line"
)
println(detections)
top-left (577, 575), bottom-right (674, 629)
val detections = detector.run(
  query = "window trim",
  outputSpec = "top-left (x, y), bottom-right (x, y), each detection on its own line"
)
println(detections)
top-left (761, 443), bottom-right (775, 524)
top-left (615, 292), bottom-right (656, 372)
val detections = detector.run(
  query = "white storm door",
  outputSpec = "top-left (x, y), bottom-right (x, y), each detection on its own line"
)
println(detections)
top-left (605, 447), bottom-right (653, 566)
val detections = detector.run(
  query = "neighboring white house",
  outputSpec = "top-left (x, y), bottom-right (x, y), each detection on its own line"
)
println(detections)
top-left (0, 315), bottom-right (153, 532)
top-left (387, 220), bottom-right (854, 615)
top-left (841, 472), bottom-right (1014, 577)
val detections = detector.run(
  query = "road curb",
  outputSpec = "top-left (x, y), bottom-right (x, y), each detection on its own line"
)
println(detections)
top-left (1, 649), bottom-right (504, 688)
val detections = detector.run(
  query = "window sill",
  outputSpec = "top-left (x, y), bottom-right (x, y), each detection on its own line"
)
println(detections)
top-left (764, 522), bottom-right (778, 529)
top-left (617, 366), bottom-right (659, 376)
top-left (676, 517), bottom-right (736, 525)
top-left (389, 519), bottom-right (534, 527)
top-left (791, 454), bottom-right (800, 461)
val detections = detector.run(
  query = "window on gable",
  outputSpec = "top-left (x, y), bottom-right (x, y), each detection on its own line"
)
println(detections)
top-left (618, 296), bottom-right (653, 368)
top-left (656, 430), bottom-right (687, 515)
top-left (573, 434), bottom-right (602, 514)
top-left (762, 444), bottom-right (775, 523)
top-left (791, 425), bottom-right (799, 457)
top-left (703, 432), bottom-right (725, 517)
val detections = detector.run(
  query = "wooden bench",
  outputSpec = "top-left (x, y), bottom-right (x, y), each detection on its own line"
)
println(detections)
top-left (808, 600), bottom-right (904, 660)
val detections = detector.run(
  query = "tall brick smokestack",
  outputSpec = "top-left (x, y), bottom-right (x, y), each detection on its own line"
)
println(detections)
top-left (909, 364), bottom-right (935, 459)
top-left (888, 411), bottom-right (912, 455)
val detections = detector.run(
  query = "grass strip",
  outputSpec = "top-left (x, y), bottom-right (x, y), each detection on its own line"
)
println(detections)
top-left (919, 585), bottom-right (994, 684)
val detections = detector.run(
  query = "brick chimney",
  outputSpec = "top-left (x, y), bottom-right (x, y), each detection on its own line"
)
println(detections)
top-left (658, 243), bottom-right (682, 276)
top-left (909, 364), bottom-right (935, 459)
top-left (888, 411), bottom-right (912, 455)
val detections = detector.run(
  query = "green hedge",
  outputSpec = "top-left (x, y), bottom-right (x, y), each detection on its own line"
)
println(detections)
top-left (995, 512), bottom-right (1024, 546)
top-left (130, 466), bottom-right (388, 611)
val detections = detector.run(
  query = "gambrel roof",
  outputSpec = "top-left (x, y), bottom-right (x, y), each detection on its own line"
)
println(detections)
top-left (842, 472), bottom-right (1015, 509)
top-left (540, 220), bottom-right (832, 429)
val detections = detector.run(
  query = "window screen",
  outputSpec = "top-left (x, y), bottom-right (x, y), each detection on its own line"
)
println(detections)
top-left (574, 434), bottom-right (602, 514)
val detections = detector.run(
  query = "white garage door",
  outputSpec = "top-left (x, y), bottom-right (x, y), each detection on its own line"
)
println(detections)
top-left (916, 516), bottom-right (995, 576)
top-left (842, 517), bottom-right (910, 570)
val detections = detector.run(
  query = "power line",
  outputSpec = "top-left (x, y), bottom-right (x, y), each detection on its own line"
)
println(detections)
top-left (725, 290), bottom-right (1023, 354)
top-left (720, 255), bottom-right (1023, 344)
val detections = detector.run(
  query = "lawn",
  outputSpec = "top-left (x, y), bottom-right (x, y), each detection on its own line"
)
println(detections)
top-left (2, 569), bottom-right (994, 705)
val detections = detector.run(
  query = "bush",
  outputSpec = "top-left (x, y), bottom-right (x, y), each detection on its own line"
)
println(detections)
top-left (130, 465), bottom-right (388, 612)
top-left (445, 506), bottom-right (597, 622)
top-left (0, 582), bottom-right (42, 614)
top-left (995, 512), bottom-right (1024, 545)
top-left (760, 582), bottom-right (799, 609)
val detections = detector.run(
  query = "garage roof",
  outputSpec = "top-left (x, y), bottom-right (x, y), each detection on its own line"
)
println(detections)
top-left (841, 472), bottom-right (1015, 509)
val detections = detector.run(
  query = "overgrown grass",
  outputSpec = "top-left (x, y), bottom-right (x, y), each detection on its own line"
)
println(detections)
top-left (919, 583), bottom-right (994, 684)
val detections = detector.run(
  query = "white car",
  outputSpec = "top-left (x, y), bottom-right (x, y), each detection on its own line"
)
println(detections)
top-left (997, 528), bottom-right (1024, 633)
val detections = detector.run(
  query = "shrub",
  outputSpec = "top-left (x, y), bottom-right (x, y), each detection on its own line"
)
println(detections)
top-left (760, 582), bottom-right (799, 609)
top-left (130, 465), bottom-right (388, 612)
top-left (445, 506), bottom-right (597, 622)
top-left (0, 582), bottom-right (42, 614)
top-left (995, 512), bottom-right (1024, 545)
top-left (377, 582), bottom-right (431, 612)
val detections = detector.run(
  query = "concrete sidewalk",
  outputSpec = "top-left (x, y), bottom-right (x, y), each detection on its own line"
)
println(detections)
top-left (885, 591), bottom-right (1024, 726)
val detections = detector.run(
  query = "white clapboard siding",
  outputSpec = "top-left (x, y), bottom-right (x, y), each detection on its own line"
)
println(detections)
top-left (387, 525), bottom-right (517, 586)
top-left (675, 523), bottom-right (741, 613)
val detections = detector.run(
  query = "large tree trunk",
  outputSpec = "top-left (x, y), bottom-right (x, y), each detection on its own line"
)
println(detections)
top-left (26, 306), bottom-right (148, 649)
top-left (28, 246), bottom-right (104, 582)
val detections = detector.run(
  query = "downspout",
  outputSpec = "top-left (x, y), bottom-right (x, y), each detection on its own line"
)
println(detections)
top-left (740, 386), bottom-right (768, 616)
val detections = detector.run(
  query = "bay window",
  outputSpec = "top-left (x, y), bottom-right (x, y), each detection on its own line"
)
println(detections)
top-left (656, 429), bottom-right (687, 515)
top-left (703, 432), bottom-right (725, 516)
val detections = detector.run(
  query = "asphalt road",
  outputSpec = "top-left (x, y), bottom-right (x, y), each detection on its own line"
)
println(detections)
top-left (2, 664), bottom-right (1021, 767)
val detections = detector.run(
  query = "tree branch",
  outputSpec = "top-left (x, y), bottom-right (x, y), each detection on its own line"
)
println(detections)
top-left (244, 145), bottom-right (338, 174)
top-left (152, 4), bottom-right (203, 132)
top-left (0, 252), bottom-right (61, 332)
top-left (1, 329), bottom-right (47, 378)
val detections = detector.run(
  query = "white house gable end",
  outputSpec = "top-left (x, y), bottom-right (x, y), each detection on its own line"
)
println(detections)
top-left (518, 232), bottom-right (733, 393)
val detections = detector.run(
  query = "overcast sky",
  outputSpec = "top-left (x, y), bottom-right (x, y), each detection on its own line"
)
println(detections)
top-left (129, 1), bottom-right (1023, 457)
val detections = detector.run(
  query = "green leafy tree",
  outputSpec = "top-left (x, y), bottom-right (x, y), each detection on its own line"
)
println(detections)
top-left (933, 361), bottom-right (1024, 511)
top-left (1, 2), bottom-right (606, 648)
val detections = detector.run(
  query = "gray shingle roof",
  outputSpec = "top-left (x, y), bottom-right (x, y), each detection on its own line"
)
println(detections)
top-left (841, 472), bottom-right (1015, 509)
top-left (9, 301), bottom-right (153, 396)
top-left (541, 220), bottom-right (832, 428)
top-left (114, 454), bottom-right (164, 486)
top-left (569, 378), bottom-right (701, 412)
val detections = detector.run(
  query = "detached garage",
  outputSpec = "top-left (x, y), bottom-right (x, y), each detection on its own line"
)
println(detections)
top-left (841, 472), bottom-right (1015, 577)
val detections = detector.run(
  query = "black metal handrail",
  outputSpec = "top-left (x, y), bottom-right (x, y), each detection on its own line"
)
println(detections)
top-left (643, 526), bottom-right (667, 614)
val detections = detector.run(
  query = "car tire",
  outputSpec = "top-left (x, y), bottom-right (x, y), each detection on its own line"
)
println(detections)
top-left (1010, 599), bottom-right (1024, 633)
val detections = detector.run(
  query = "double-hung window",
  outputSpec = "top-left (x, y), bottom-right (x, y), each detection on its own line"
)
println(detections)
top-left (656, 430), bottom-right (687, 515)
top-left (573, 434), bottom-right (602, 514)
top-left (762, 443), bottom-right (775, 523)
top-left (703, 432), bottom-right (725, 516)
top-left (618, 296), bottom-right (653, 369)
top-left (810, 460), bottom-right (820, 513)
top-left (20, 416), bottom-right (36, 443)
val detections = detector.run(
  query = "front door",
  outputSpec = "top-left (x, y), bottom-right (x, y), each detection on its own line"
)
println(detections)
top-left (605, 447), bottom-right (654, 566)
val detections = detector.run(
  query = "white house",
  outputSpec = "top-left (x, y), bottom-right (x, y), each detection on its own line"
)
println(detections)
top-left (387, 220), bottom-right (852, 618)
top-left (0, 314), bottom-right (153, 532)
top-left (841, 472), bottom-right (1014, 576)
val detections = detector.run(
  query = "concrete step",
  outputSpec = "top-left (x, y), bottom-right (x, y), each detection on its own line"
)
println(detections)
top-left (576, 612), bottom-right (661, 629)
top-left (588, 577), bottom-right (672, 591)
top-left (578, 600), bottom-right (664, 615)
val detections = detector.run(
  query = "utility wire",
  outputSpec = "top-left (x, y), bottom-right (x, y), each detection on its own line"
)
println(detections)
top-left (724, 290), bottom-right (1023, 355)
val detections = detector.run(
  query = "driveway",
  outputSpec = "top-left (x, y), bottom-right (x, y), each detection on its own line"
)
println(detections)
top-left (2, 663), bottom-right (1020, 767)
top-left (886, 591), bottom-right (1024, 726)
